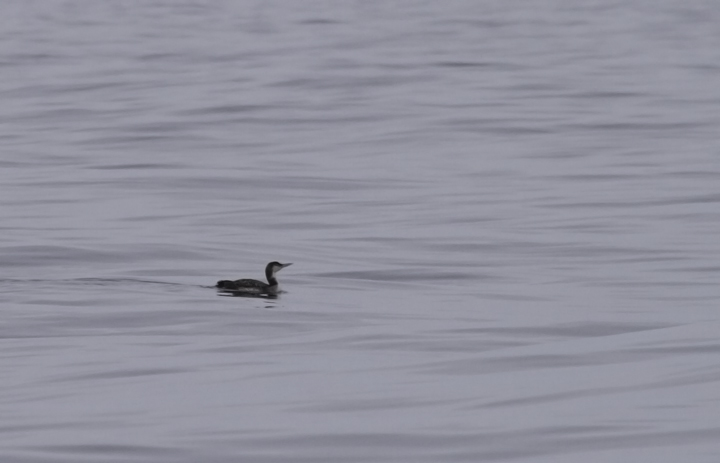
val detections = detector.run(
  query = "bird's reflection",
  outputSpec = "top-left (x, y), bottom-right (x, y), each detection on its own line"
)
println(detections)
top-left (216, 289), bottom-right (279, 300)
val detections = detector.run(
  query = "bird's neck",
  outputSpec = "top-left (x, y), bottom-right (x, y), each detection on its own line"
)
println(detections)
top-left (266, 268), bottom-right (278, 286)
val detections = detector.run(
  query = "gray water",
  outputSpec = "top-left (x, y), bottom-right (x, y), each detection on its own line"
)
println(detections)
top-left (2, 1), bottom-right (720, 461)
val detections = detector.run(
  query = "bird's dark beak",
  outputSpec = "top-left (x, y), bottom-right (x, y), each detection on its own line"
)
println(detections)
top-left (281, 263), bottom-right (293, 268)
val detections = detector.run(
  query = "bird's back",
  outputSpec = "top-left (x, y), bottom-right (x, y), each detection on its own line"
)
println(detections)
top-left (216, 278), bottom-right (269, 291)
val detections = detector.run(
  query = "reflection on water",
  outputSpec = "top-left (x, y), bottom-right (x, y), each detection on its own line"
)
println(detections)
top-left (216, 289), bottom-right (280, 300)
top-left (1, 1), bottom-right (720, 462)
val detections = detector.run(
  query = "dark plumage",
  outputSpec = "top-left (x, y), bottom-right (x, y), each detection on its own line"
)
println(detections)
top-left (216, 261), bottom-right (292, 294)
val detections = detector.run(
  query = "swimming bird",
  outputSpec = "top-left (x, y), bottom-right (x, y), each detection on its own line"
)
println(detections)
top-left (216, 261), bottom-right (292, 294)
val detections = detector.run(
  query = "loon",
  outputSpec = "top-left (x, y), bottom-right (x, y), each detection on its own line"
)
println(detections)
top-left (216, 261), bottom-right (292, 294)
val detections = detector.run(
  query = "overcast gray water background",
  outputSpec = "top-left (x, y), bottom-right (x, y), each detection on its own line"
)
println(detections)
top-left (2, 1), bottom-right (720, 462)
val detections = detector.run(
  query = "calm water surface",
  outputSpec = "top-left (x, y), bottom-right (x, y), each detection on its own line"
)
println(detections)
top-left (2, 1), bottom-right (720, 462)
